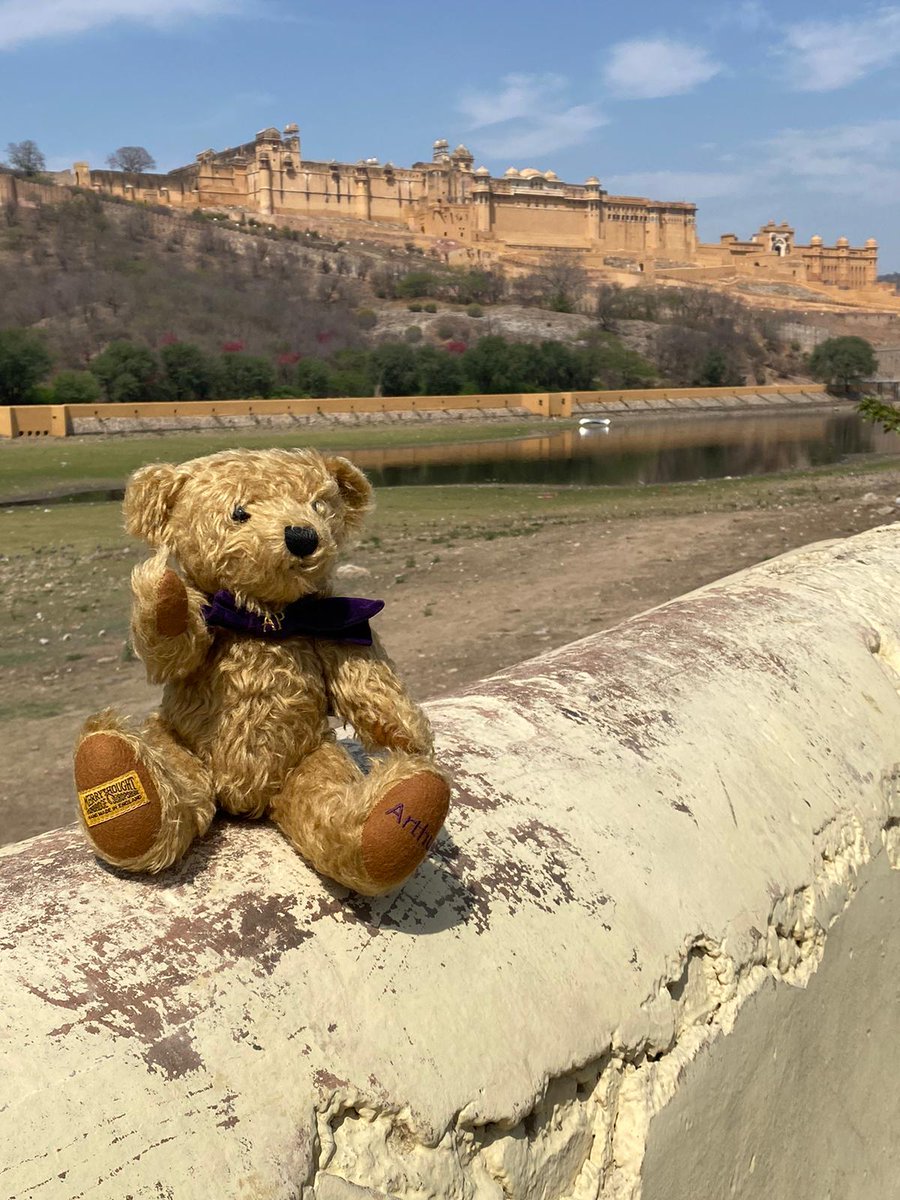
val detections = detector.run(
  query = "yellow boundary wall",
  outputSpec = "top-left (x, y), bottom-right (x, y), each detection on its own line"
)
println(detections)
top-left (0, 385), bottom-right (824, 438)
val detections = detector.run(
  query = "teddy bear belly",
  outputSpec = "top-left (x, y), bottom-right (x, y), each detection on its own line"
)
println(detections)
top-left (161, 639), bottom-right (331, 817)
top-left (209, 704), bottom-right (328, 817)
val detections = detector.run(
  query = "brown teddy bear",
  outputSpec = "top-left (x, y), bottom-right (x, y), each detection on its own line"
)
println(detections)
top-left (73, 448), bottom-right (450, 896)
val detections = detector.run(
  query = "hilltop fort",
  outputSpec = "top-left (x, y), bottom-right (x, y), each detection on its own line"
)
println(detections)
top-left (68, 123), bottom-right (886, 296)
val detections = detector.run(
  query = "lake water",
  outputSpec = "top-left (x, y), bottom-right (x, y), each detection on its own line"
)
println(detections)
top-left (11, 410), bottom-right (900, 508)
top-left (351, 410), bottom-right (900, 489)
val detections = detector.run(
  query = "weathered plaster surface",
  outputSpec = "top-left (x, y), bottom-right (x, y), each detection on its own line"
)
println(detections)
top-left (640, 849), bottom-right (900, 1200)
top-left (2, 526), bottom-right (899, 1199)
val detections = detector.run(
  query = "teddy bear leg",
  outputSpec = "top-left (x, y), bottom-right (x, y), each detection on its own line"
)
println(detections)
top-left (270, 741), bottom-right (450, 896)
top-left (74, 709), bottom-right (216, 874)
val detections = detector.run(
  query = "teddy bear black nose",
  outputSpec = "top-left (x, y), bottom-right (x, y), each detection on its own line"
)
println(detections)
top-left (284, 526), bottom-right (319, 558)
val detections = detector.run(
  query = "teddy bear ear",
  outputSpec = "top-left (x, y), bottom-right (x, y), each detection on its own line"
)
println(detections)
top-left (123, 463), bottom-right (188, 546)
top-left (323, 455), bottom-right (373, 530)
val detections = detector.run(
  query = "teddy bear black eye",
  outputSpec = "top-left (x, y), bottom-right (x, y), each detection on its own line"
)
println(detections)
top-left (231, 505), bottom-right (251, 523)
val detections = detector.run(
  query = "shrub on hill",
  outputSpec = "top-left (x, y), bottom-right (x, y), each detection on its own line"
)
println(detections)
top-left (372, 266), bottom-right (505, 307)
top-left (809, 336), bottom-right (877, 395)
top-left (579, 333), bottom-right (657, 389)
top-left (394, 271), bottom-right (437, 300)
top-left (51, 369), bottom-right (101, 404)
top-left (161, 342), bottom-right (217, 401)
top-left (0, 193), bottom-right (363, 367)
top-left (90, 340), bottom-right (161, 402)
top-left (216, 351), bottom-right (276, 399)
top-left (0, 327), bottom-right (52, 403)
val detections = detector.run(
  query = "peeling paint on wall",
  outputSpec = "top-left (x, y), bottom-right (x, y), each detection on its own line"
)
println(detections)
top-left (1, 526), bottom-right (900, 1198)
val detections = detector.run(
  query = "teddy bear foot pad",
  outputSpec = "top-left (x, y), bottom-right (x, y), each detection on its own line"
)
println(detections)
top-left (361, 771), bottom-right (450, 891)
top-left (75, 733), bottom-right (163, 865)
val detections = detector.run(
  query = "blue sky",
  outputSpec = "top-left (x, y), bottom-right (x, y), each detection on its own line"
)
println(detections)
top-left (2, 0), bottom-right (899, 268)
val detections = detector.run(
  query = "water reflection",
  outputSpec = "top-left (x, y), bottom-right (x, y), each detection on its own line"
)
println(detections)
top-left (350, 412), bottom-right (900, 488)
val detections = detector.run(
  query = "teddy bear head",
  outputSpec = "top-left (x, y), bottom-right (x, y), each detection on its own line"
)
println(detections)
top-left (124, 448), bottom-right (373, 608)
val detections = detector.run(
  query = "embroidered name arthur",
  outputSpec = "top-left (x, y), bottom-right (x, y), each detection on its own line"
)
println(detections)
top-left (384, 803), bottom-right (436, 850)
top-left (78, 770), bottom-right (150, 827)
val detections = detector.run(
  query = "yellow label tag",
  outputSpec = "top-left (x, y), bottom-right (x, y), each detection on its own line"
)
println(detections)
top-left (78, 770), bottom-right (150, 827)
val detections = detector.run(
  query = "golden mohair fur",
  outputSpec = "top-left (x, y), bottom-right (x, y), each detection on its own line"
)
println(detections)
top-left (74, 448), bottom-right (448, 895)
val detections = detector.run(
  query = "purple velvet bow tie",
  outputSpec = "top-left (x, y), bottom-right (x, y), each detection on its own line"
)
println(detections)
top-left (201, 590), bottom-right (384, 645)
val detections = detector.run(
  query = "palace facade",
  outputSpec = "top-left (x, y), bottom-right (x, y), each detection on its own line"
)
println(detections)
top-left (70, 123), bottom-right (881, 293)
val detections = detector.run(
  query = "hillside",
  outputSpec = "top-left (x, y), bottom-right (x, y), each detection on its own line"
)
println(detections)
top-left (0, 185), bottom-right (882, 396)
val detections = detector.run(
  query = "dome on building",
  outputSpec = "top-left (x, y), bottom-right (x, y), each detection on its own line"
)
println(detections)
top-left (474, 165), bottom-right (490, 177)
top-left (433, 138), bottom-right (449, 148)
top-left (544, 170), bottom-right (558, 181)
top-left (283, 123), bottom-right (299, 135)
top-left (504, 167), bottom-right (520, 177)
top-left (584, 176), bottom-right (600, 185)
top-left (520, 167), bottom-right (542, 178)
top-left (454, 144), bottom-right (471, 155)
top-left (865, 237), bottom-right (878, 248)
top-left (836, 236), bottom-right (850, 247)
top-left (809, 234), bottom-right (823, 245)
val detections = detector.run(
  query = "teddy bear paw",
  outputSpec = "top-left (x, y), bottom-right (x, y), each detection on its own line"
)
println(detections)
top-left (361, 771), bottom-right (450, 891)
top-left (75, 732), bottom-right (163, 867)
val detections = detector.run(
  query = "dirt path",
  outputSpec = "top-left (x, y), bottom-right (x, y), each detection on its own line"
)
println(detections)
top-left (3, 466), bottom-right (899, 847)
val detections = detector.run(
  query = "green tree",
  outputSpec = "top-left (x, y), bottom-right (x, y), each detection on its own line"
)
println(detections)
top-left (90, 341), bottom-right (161, 402)
top-left (161, 342), bottom-right (216, 400)
top-left (0, 328), bottom-right (53, 403)
top-left (51, 369), bottom-right (102, 404)
top-left (217, 352), bottom-right (275, 398)
top-left (373, 343), bottom-right (420, 396)
top-left (809, 336), bottom-right (877, 395)
top-left (858, 395), bottom-right (900, 433)
top-left (460, 335), bottom-right (521, 393)
top-left (295, 358), bottom-right (334, 398)
top-left (581, 334), bottom-right (657, 388)
top-left (450, 268), bottom-right (504, 304)
top-left (697, 347), bottom-right (744, 387)
top-left (327, 349), bottom-right (375, 397)
top-left (394, 271), bottom-right (438, 299)
top-left (533, 340), bottom-right (592, 389)
top-left (415, 346), bottom-right (463, 395)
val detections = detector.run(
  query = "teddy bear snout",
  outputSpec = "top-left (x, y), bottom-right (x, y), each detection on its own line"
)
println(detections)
top-left (284, 526), bottom-right (320, 558)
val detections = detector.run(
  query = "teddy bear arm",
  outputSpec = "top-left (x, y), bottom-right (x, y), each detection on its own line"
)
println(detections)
top-left (320, 639), bottom-right (434, 756)
top-left (130, 552), bottom-right (212, 683)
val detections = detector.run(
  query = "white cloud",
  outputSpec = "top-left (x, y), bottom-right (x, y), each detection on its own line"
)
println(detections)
top-left (764, 120), bottom-right (900, 198)
top-left (780, 7), bottom-right (900, 91)
top-left (0, 0), bottom-right (240, 50)
top-left (602, 37), bottom-right (722, 100)
top-left (458, 74), bottom-right (606, 161)
top-left (459, 73), bottom-right (566, 129)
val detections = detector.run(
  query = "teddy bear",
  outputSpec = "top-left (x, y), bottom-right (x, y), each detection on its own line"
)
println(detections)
top-left (73, 447), bottom-right (450, 896)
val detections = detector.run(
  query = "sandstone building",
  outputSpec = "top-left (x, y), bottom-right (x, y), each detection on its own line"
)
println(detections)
top-left (71, 123), bottom-right (882, 294)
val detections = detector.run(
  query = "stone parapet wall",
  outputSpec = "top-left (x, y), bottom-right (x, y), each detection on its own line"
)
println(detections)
top-left (1, 527), bottom-right (899, 1197)
top-left (0, 387), bottom-right (831, 438)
